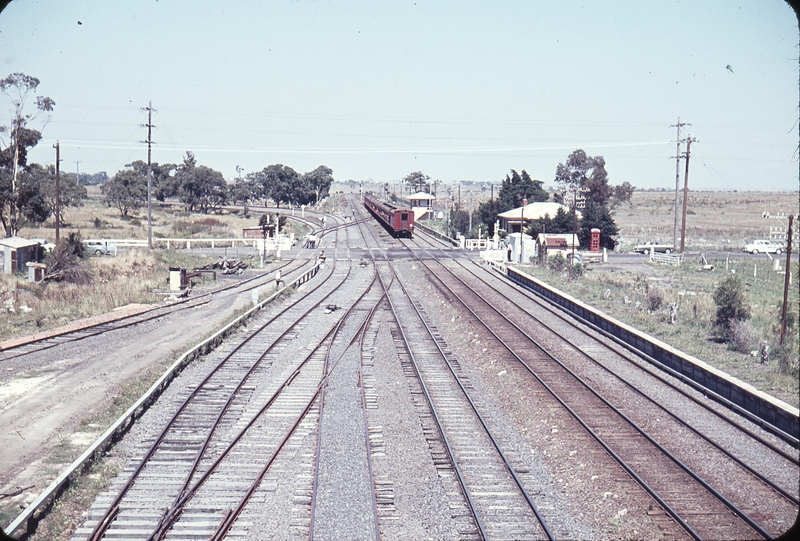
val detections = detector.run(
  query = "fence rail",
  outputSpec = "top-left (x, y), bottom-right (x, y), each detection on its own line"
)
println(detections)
top-left (413, 223), bottom-right (460, 247)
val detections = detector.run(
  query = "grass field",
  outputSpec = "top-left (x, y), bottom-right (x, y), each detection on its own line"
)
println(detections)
top-left (2, 194), bottom-right (294, 343)
top-left (520, 190), bottom-right (799, 406)
top-left (615, 190), bottom-right (798, 252)
top-left (522, 256), bottom-right (798, 407)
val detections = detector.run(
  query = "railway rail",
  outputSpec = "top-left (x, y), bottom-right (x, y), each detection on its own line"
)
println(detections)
top-left (10, 195), bottom-right (796, 539)
top-left (0, 258), bottom-right (312, 363)
top-left (405, 251), bottom-right (794, 539)
top-left (79, 253), bottom-right (364, 539)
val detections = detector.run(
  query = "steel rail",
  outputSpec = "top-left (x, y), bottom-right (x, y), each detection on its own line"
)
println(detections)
top-left (351, 201), bottom-right (488, 538)
top-left (154, 262), bottom-right (377, 540)
top-left (499, 263), bottom-right (799, 448)
top-left (421, 257), bottom-right (771, 540)
top-left (87, 261), bottom-right (347, 541)
top-left (357, 301), bottom-right (387, 541)
top-left (456, 259), bottom-right (800, 501)
top-left (151, 324), bottom-right (341, 541)
top-left (309, 279), bottom-right (383, 541)
top-left (7, 262), bottom-right (322, 539)
top-left (210, 274), bottom-right (385, 540)
top-left (0, 258), bottom-right (310, 362)
top-left (374, 264), bottom-right (489, 541)
top-left (391, 267), bottom-right (556, 541)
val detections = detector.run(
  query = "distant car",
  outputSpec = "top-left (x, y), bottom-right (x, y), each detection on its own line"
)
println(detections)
top-left (82, 239), bottom-right (118, 255)
top-left (743, 239), bottom-right (783, 254)
top-left (634, 241), bottom-right (674, 254)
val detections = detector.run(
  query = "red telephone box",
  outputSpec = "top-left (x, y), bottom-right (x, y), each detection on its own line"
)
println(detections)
top-left (590, 228), bottom-right (601, 252)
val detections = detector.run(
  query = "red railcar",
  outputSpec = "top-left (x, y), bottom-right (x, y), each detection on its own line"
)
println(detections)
top-left (364, 194), bottom-right (415, 238)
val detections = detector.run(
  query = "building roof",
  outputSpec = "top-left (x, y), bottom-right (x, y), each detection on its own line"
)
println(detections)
top-left (536, 233), bottom-right (579, 247)
top-left (498, 202), bottom-right (579, 221)
top-left (0, 236), bottom-right (40, 249)
top-left (408, 192), bottom-right (436, 200)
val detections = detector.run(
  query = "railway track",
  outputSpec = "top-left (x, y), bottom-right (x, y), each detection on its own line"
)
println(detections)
top-left (406, 254), bottom-right (793, 539)
top-left (352, 201), bottom-right (562, 539)
top-left (0, 258), bottom-right (313, 363)
top-left (21, 196), bottom-right (790, 540)
top-left (76, 255), bottom-right (378, 539)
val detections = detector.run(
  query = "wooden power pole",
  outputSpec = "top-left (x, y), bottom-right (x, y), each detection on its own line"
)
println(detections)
top-left (780, 215), bottom-right (794, 345)
top-left (671, 118), bottom-right (690, 251)
top-left (53, 142), bottom-right (61, 243)
top-left (680, 136), bottom-right (696, 253)
top-left (141, 102), bottom-right (155, 249)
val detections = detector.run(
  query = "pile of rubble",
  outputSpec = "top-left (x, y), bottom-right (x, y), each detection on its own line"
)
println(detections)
top-left (196, 258), bottom-right (249, 275)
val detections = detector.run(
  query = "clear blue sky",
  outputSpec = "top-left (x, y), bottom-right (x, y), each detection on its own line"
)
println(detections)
top-left (1, 0), bottom-right (797, 191)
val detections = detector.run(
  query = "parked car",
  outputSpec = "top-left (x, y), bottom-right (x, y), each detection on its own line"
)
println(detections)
top-left (82, 239), bottom-right (118, 255)
top-left (634, 241), bottom-right (674, 254)
top-left (743, 239), bottom-right (783, 254)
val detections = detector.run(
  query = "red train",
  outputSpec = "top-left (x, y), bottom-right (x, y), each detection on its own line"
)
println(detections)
top-left (364, 194), bottom-right (415, 238)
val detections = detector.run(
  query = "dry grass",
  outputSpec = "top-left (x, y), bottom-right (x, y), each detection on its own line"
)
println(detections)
top-left (0, 249), bottom-right (217, 342)
top-left (525, 255), bottom-right (799, 407)
top-left (615, 190), bottom-right (798, 252)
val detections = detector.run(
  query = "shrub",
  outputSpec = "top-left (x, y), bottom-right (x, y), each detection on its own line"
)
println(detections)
top-left (727, 319), bottom-right (759, 353)
top-left (44, 235), bottom-right (91, 284)
top-left (772, 341), bottom-right (799, 377)
top-left (548, 253), bottom-right (567, 272)
top-left (712, 275), bottom-right (750, 331)
top-left (647, 287), bottom-right (666, 311)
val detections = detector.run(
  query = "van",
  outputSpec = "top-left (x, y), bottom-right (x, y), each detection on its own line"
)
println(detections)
top-left (83, 239), bottom-right (118, 255)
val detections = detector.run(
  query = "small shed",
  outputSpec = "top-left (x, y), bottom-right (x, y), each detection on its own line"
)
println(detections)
top-left (535, 233), bottom-right (580, 259)
top-left (0, 236), bottom-right (41, 274)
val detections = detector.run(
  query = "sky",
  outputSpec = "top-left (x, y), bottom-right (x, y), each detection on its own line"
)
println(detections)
top-left (0, 0), bottom-right (797, 192)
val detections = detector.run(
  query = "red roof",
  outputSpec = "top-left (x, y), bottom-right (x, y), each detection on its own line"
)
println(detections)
top-left (545, 238), bottom-right (568, 248)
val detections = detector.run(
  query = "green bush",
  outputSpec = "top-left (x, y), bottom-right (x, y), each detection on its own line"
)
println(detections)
top-left (548, 253), bottom-right (567, 272)
top-left (712, 275), bottom-right (750, 332)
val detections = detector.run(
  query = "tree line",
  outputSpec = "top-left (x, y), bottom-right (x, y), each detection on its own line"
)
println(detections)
top-left (0, 72), bottom-right (334, 236)
top-left (101, 153), bottom-right (334, 218)
top-left (447, 150), bottom-right (634, 250)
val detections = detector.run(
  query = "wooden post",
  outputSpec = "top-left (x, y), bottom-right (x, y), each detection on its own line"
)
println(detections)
top-left (780, 215), bottom-right (794, 345)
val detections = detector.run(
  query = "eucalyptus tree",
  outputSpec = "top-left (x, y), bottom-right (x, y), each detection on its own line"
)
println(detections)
top-left (0, 72), bottom-right (55, 236)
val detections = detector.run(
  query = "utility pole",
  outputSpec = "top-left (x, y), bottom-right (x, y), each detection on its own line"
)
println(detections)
top-left (75, 161), bottom-right (80, 185)
top-left (141, 102), bottom-right (155, 249)
top-left (53, 142), bottom-right (61, 242)
top-left (679, 136), bottom-right (697, 253)
top-left (780, 215), bottom-right (794, 346)
top-left (670, 118), bottom-right (690, 251)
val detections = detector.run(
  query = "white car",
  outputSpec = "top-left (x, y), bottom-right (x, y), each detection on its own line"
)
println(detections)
top-left (634, 241), bottom-right (674, 254)
top-left (743, 239), bottom-right (783, 254)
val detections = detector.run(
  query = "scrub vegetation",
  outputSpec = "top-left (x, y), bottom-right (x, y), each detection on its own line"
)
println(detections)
top-left (523, 256), bottom-right (798, 407)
